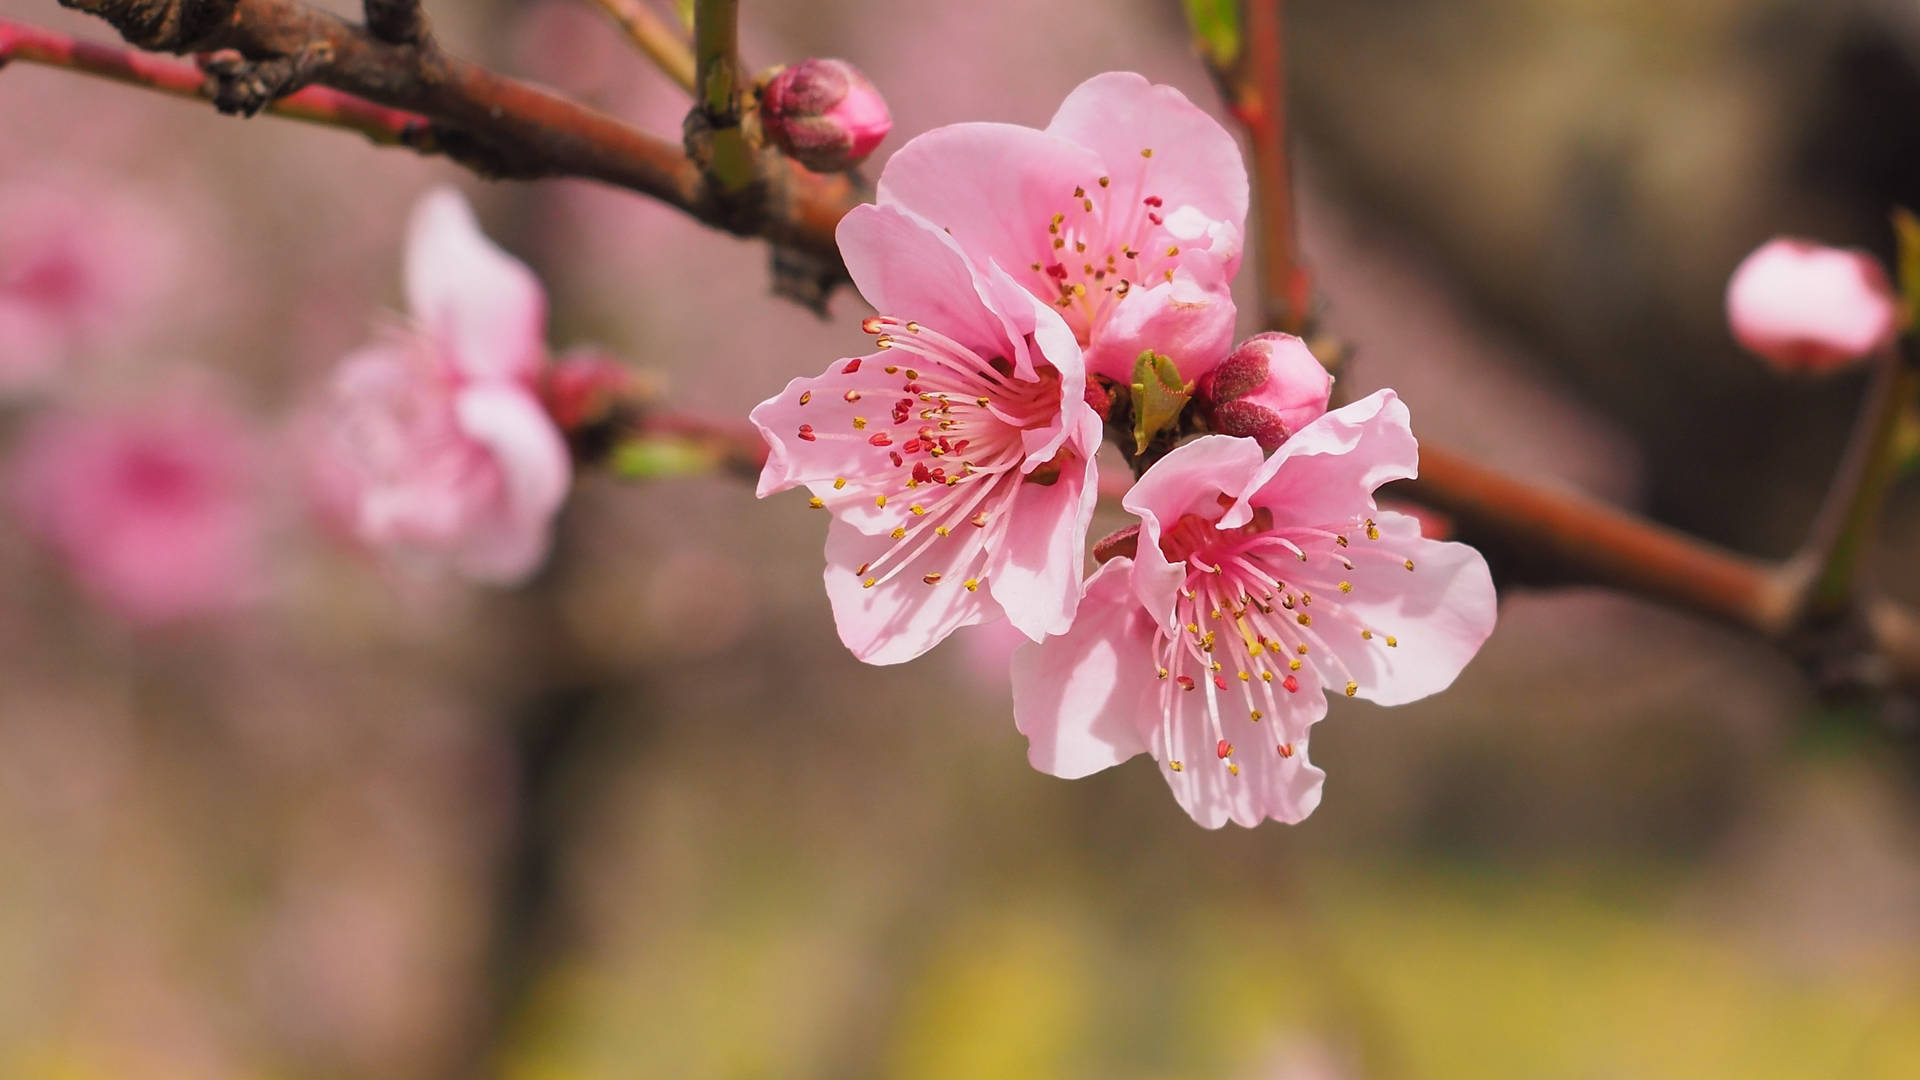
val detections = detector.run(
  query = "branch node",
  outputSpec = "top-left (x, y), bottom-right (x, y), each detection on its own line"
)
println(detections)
top-left (198, 40), bottom-right (333, 116)
top-left (363, 0), bottom-right (428, 46)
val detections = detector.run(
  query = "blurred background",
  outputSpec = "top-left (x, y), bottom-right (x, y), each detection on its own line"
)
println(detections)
top-left (3, 0), bottom-right (1920, 1076)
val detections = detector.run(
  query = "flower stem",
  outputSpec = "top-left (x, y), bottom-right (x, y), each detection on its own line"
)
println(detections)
top-left (691, 0), bottom-right (754, 195)
top-left (1796, 337), bottom-right (1920, 617)
top-left (586, 0), bottom-right (697, 94)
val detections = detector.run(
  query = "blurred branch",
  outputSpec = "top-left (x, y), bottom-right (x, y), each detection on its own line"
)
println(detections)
top-left (0, 16), bottom-right (432, 146)
top-left (48, 0), bottom-right (858, 271)
top-left (1198, 0), bottom-right (1310, 336)
top-left (362, 0), bottom-right (425, 46)
top-left (584, 0), bottom-right (696, 93)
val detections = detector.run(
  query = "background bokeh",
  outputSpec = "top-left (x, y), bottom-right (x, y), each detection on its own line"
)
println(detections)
top-left (3, 0), bottom-right (1920, 1076)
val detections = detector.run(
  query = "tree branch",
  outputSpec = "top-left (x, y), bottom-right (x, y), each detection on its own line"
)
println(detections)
top-left (52, 0), bottom-right (858, 269)
top-left (688, 0), bottom-right (754, 197)
top-left (0, 16), bottom-right (432, 147)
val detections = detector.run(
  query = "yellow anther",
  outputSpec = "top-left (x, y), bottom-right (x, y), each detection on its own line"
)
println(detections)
top-left (862, 577), bottom-right (877, 589)
top-left (852, 417), bottom-right (867, 430)
top-left (964, 578), bottom-right (980, 592)
top-left (1289, 658), bottom-right (1302, 671)
top-left (808, 497), bottom-right (824, 508)
top-left (1261, 671), bottom-right (1274, 683)
top-left (1386, 636), bottom-right (1398, 648)
top-left (1169, 760), bottom-right (1184, 772)
top-left (1345, 681), bottom-right (1358, 697)
top-left (1296, 613), bottom-right (1312, 627)
top-left (1405, 559), bottom-right (1416, 571)
top-left (935, 526), bottom-right (950, 537)
top-left (874, 494), bottom-right (887, 507)
top-left (923, 573), bottom-right (943, 585)
top-left (833, 477), bottom-right (847, 490)
top-left (890, 526), bottom-right (906, 540)
top-left (799, 390), bottom-right (811, 405)
top-left (1339, 581), bottom-right (1353, 594)
top-left (1249, 709), bottom-right (1263, 721)
top-left (910, 505), bottom-right (927, 516)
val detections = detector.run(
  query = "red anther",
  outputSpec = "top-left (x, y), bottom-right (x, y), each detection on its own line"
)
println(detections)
top-left (889, 452), bottom-right (903, 467)
top-left (1147, 212), bottom-right (1163, 226)
top-left (1143, 196), bottom-right (1163, 207)
top-left (796, 424), bottom-right (817, 442)
top-left (842, 358), bottom-right (862, 374)
top-left (868, 432), bottom-right (892, 447)
top-left (1045, 262), bottom-right (1069, 280)
top-left (1282, 675), bottom-right (1299, 693)
top-left (861, 317), bottom-right (886, 334)
top-left (1213, 675), bottom-right (1228, 690)
top-left (952, 440), bottom-right (971, 452)
top-left (1175, 675), bottom-right (1195, 691)
top-left (900, 439), bottom-right (923, 454)
top-left (903, 383), bottom-right (921, 394)
top-left (1278, 743), bottom-right (1295, 759)
top-left (911, 463), bottom-right (932, 483)
top-left (1216, 739), bottom-right (1232, 759)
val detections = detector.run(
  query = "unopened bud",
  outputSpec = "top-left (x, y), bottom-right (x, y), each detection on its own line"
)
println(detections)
top-left (759, 58), bottom-right (891, 173)
top-left (1726, 238), bottom-right (1897, 374)
top-left (543, 349), bottom-right (634, 433)
top-left (1195, 332), bottom-right (1331, 451)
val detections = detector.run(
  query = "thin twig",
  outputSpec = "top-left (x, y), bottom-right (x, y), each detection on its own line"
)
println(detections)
top-left (1794, 338), bottom-right (1919, 617)
top-left (0, 17), bottom-right (431, 147)
top-left (689, 0), bottom-right (754, 196)
top-left (584, 0), bottom-right (696, 93)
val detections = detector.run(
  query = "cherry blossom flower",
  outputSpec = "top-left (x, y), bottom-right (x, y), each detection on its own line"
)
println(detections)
top-left (751, 203), bottom-right (1102, 664)
top-left (1726, 238), bottom-right (1898, 373)
top-left (876, 71), bottom-right (1246, 384)
top-left (1011, 392), bottom-right (1497, 828)
top-left (0, 175), bottom-right (183, 395)
top-left (307, 188), bottom-right (571, 585)
top-left (9, 397), bottom-right (262, 625)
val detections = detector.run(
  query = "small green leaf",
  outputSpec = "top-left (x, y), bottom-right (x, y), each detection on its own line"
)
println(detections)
top-left (1895, 207), bottom-right (1920, 332)
top-left (1131, 350), bottom-right (1193, 455)
top-left (612, 438), bottom-right (716, 480)
top-left (1183, 0), bottom-right (1243, 70)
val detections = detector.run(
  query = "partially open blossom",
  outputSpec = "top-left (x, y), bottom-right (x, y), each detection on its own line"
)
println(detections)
top-left (308, 188), bottom-right (571, 585)
top-left (877, 71), bottom-right (1246, 384)
top-left (1012, 392), bottom-right (1497, 828)
top-left (751, 203), bottom-right (1102, 664)
top-left (9, 398), bottom-right (262, 625)
top-left (0, 176), bottom-right (182, 395)
top-left (760, 58), bottom-right (892, 172)
top-left (1197, 332), bottom-right (1333, 450)
top-left (1726, 238), bottom-right (1898, 373)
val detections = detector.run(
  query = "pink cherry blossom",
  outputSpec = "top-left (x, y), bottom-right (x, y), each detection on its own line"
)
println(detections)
top-left (307, 187), bottom-right (571, 585)
top-left (1012, 392), bottom-right (1497, 828)
top-left (0, 175), bottom-right (183, 395)
top-left (9, 397), bottom-right (262, 625)
top-left (876, 71), bottom-right (1246, 384)
top-left (751, 203), bottom-right (1102, 664)
top-left (1726, 238), bottom-right (1898, 373)
top-left (1197, 332), bottom-right (1334, 450)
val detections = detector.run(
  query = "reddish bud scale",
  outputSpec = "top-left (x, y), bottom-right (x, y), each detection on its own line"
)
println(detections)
top-left (760, 58), bottom-right (893, 173)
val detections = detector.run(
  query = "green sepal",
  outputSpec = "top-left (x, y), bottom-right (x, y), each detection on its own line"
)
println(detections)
top-left (612, 438), bottom-right (716, 480)
top-left (1131, 350), bottom-right (1193, 455)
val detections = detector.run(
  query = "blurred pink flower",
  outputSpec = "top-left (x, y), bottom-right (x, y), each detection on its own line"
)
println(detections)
top-left (1726, 238), bottom-right (1898, 373)
top-left (309, 188), bottom-right (571, 585)
top-left (1197, 332), bottom-right (1334, 450)
top-left (9, 398), bottom-right (261, 625)
top-left (751, 203), bottom-right (1101, 663)
top-left (877, 71), bottom-right (1246, 383)
top-left (1012, 393), bottom-right (1497, 828)
top-left (0, 175), bottom-right (182, 394)
top-left (761, 58), bottom-right (893, 173)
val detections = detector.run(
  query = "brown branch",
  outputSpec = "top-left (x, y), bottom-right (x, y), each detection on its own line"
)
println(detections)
top-left (52, 0), bottom-right (857, 269)
top-left (0, 16), bottom-right (431, 146)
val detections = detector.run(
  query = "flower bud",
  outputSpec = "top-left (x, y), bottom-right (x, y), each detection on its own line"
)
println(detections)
top-left (1195, 332), bottom-right (1332, 450)
top-left (759, 58), bottom-right (891, 173)
top-left (1726, 238), bottom-right (1897, 374)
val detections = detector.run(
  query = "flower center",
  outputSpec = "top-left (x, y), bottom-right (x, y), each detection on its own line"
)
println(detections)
top-left (1018, 148), bottom-right (1189, 343)
top-left (790, 315), bottom-right (1065, 593)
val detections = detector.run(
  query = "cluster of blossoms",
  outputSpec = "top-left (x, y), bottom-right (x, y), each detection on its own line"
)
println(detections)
top-left (754, 73), bottom-right (1500, 828)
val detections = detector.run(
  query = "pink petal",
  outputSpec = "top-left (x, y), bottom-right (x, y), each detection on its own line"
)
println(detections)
top-left (821, 516), bottom-right (995, 664)
top-left (1318, 510), bottom-right (1497, 706)
top-left (1010, 559), bottom-right (1156, 778)
top-left (1121, 434), bottom-right (1268, 624)
top-left (748, 352), bottom-right (894, 502)
top-left (875, 122), bottom-right (1108, 293)
top-left (451, 383), bottom-right (572, 584)
top-left (1151, 692), bottom-right (1327, 829)
top-left (405, 187), bottom-right (549, 383)
top-left (1240, 390), bottom-right (1417, 527)
top-left (1045, 72), bottom-right (1249, 274)
top-left (987, 430), bottom-right (1099, 642)
top-left (1080, 268), bottom-right (1238, 383)
top-left (1725, 237), bottom-right (1897, 373)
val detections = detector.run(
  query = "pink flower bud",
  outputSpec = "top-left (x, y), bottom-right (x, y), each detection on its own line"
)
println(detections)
top-left (1726, 238), bottom-right (1898, 373)
top-left (1196, 332), bottom-right (1332, 451)
top-left (760, 58), bottom-right (891, 173)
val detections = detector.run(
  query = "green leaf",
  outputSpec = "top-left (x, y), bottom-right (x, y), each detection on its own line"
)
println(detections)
top-left (612, 438), bottom-right (716, 480)
top-left (1183, 0), bottom-right (1243, 70)
top-left (1131, 350), bottom-right (1193, 455)
top-left (1895, 207), bottom-right (1920, 332)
